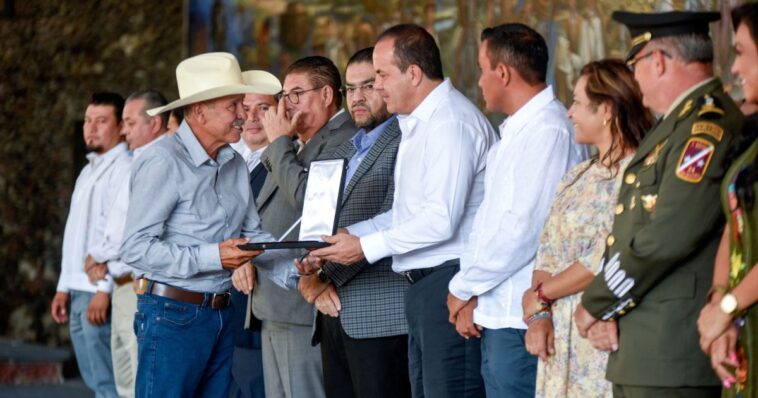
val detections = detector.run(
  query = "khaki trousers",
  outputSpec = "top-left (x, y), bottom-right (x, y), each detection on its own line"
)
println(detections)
top-left (111, 282), bottom-right (138, 398)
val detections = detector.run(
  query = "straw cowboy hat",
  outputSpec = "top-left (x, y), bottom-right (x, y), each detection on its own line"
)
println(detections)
top-left (242, 70), bottom-right (282, 93)
top-left (147, 52), bottom-right (281, 116)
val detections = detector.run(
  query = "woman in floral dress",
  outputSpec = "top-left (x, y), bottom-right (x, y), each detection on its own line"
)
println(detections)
top-left (522, 59), bottom-right (654, 398)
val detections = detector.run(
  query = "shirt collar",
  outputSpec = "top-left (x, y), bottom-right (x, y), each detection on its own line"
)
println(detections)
top-left (87, 141), bottom-right (128, 167)
top-left (501, 85), bottom-right (556, 136)
top-left (664, 77), bottom-right (716, 118)
top-left (133, 134), bottom-right (165, 159)
top-left (351, 115), bottom-right (396, 150)
top-left (177, 121), bottom-right (216, 167)
top-left (409, 78), bottom-right (452, 122)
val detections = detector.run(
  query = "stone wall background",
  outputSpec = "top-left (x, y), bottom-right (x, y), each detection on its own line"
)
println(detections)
top-left (0, 0), bottom-right (181, 345)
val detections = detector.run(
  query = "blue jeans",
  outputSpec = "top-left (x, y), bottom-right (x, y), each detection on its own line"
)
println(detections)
top-left (481, 328), bottom-right (537, 398)
top-left (134, 290), bottom-right (235, 398)
top-left (69, 290), bottom-right (118, 398)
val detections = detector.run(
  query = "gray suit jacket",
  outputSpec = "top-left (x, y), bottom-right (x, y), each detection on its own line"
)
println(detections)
top-left (251, 110), bottom-right (356, 326)
top-left (313, 118), bottom-right (409, 341)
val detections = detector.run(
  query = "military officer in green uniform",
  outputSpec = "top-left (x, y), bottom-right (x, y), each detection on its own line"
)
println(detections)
top-left (574, 11), bottom-right (745, 398)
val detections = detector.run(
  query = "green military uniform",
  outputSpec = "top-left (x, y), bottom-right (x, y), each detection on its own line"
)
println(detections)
top-left (581, 10), bottom-right (745, 398)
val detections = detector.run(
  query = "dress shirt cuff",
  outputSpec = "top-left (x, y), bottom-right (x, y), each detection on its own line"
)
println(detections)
top-left (89, 248), bottom-right (110, 264)
top-left (346, 221), bottom-right (376, 238)
top-left (359, 232), bottom-right (391, 265)
top-left (56, 278), bottom-right (69, 293)
top-left (96, 277), bottom-right (113, 294)
top-left (198, 243), bottom-right (222, 273)
top-left (448, 272), bottom-right (474, 301)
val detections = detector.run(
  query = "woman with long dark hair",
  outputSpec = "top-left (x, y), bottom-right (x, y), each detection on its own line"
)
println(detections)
top-left (522, 59), bottom-right (654, 398)
top-left (697, 4), bottom-right (758, 396)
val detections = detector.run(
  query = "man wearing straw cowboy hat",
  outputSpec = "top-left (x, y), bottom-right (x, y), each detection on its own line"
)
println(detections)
top-left (119, 52), bottom-right (282, 397)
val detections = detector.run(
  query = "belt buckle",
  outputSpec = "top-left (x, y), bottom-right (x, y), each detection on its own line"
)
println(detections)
top-left (135, 278), bottom-right (149, 295)
top-left (210, 292), bottom-right (230, 309)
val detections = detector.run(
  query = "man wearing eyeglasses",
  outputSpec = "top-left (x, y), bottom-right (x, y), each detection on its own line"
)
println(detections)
top-left (249, 55), bottom-right (356, 398)
top-left (295, 47), bottom-right (410, 398)
top-left (574, 11), bottom-right (744, 397)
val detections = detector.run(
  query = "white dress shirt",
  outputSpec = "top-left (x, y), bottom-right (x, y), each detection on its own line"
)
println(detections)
top-left (230, 138), bottom-right (266, 172)
top-left (348, 79), bottom-right (496, 271)
top-left (89, 136), bottom-right (165, 278)
top-left (57, 142), bottom-right (131, 294)
top-left (449, 86), bottom-right (588, 330)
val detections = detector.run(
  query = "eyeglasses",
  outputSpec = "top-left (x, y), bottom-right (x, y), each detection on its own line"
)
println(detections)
top-left (275, 86), bottom-right (324, 104)
top-left (627, 49), bottom-right (671, 72)
top-left (340, 82), bottom-right (375, 97)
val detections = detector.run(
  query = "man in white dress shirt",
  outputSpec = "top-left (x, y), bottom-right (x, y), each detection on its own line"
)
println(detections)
top-left (51, 92), bottom-right (131, 398)
top-left (87, 90), bottom-right (168, 398)
top-left (312, 24), bottom-right (496, 398)
top-left (446, 24), bottom-right (586, 398)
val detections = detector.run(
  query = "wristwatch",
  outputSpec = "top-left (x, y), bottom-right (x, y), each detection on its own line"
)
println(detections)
top-left (317, 268), bottom-right (329, 284)
top-left (720, 293), bottom-right (739, 315)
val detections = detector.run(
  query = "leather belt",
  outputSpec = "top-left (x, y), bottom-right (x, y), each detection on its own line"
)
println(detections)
top-left (113, 273), bottom-right (134, 286)
top-left (135, 278), bottom-right (231, 309)
top-left (402, 259), bottom-right (460, 284)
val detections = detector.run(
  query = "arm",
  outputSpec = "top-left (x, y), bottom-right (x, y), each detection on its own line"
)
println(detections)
top-left (359, 121), bottom-right (485, 264)
top-left (260, 136), bottom-right (308, 210)
top-left (582, 132), bottom-right (729, 320)
top-left (323, 168), bottom-right (397, 286)
top-left (120, 152), bottom-right (222, 278)
top-left (449, 126), bottom-right (575, 300)
top-left (346, 209), bottom-right (392, 238)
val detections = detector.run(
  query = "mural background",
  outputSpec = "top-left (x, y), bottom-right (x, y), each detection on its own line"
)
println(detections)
top-left (187, 0), bottom-right (747, 107)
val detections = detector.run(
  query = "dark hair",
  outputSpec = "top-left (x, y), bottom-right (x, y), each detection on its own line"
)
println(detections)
top-left (732, 114), bottom-right (758, 210)
top-left (89, 92), bottom-right (125, 123)
top-left (480, 23), bottom-right (548, 85)
top-left (126, 90), bottom-right (168, 129)
top-left (376, 23), bottom-right (444, 80)
top-left (169, 108), bottom-right (184, 125)
top-left (285, 56), bottom-right (343, 108)
top-left (347, 47), bottom-right (374, 68)
top-left (728, 4), bottom-right (758, 209)
top-left (732, 3), bottom-right (758, 42)
top-left (579, 59), bottom-right (654, 174)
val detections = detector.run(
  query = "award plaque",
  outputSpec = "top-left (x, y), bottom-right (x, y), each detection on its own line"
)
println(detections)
top-left (239, 158), bottom-right (346, 250)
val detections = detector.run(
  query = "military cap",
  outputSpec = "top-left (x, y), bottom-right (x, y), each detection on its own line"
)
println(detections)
top-left (612, 11), bottom-right (720, 61)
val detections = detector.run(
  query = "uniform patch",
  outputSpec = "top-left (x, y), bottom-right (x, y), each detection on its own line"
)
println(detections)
top-left (691, 121), bottom-right (723, 142)
top-left (675, 137), bottom-right (714, 183)
top-left (697, 94), bottom-right (725, 118)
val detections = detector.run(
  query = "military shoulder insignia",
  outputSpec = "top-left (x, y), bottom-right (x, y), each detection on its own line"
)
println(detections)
top-left (691, 121), bottom-right (724, 142)
top-left (696, 94), bottom-right (725, 119)
top-left (677, 99), bottom-right (694, 119)
top-left (676, 137), bottom-right (715, 183)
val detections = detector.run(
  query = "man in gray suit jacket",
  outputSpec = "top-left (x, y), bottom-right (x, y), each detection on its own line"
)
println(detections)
top-left (297, 48), bottom-right (411, 398)
top-left (250, 56), bottom-right (356, 398)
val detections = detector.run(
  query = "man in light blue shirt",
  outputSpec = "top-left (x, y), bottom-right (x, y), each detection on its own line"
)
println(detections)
top-left (119, 52), bottom-right (282, 397)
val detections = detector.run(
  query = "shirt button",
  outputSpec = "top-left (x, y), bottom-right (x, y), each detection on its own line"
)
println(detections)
top-left (606, 234), bottom-right (615, 246)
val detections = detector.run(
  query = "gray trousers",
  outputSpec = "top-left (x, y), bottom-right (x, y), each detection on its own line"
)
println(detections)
top-left (260, 320), bottom-right (325, 398)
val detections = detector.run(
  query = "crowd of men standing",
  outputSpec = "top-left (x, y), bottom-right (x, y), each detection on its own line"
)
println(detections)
top-left (51, 6), bottom-right (758, 398)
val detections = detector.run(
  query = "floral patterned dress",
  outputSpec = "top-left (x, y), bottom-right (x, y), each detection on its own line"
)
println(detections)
top-left (534, 157), bottom-right (630, 398)
top-left (721, 139), bottom-right (758, 398)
